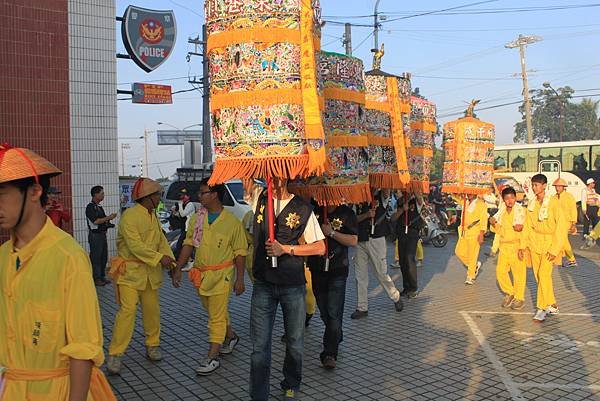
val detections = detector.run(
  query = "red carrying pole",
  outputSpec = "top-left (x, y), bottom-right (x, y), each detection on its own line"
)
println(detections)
top-left (266, 176), bottom-right (277, 268)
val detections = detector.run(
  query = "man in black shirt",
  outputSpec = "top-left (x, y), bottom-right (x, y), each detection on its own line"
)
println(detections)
top-left (86, 185), bottom-right (116, 286)
top-left (393, 195), bottom-right (424, 298)
top-left (352, 190), bottom-right (403, 319)
top-left (308, 204), bottom-right (358, 370)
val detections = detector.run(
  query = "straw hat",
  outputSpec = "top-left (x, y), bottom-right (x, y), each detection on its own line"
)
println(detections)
top-left (0, 144), bottom-right (61, 184)
top-left (552, 177), bottom-right (568, 187)
top-left (131, 178), bottom-right (162, 201)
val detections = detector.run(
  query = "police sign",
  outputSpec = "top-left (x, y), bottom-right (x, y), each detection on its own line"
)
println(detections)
top-left (121, 5), bottom-right (176, 72)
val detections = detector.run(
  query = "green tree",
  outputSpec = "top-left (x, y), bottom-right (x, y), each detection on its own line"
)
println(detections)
top-left (514, 86), bottom-right (600, 142)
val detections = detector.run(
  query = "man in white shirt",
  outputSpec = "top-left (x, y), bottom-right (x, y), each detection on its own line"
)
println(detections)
top-left (581, 178), bottom-right (599, 236)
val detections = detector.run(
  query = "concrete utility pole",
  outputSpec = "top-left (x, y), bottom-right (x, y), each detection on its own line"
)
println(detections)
top-left (505, 34), bottom-right (542, 144)
top-left (373, 0), bottom-right (382, 51)
top-left (343, 23), bottom-right (352, 56)
top-left (120, 143), bottom-right (130, 176)
top-left (143, 128), bottom-right (149, 177)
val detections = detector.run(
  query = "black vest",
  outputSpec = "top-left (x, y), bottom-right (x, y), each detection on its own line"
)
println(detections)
top-left (253, 193), bottom-right (313, 286)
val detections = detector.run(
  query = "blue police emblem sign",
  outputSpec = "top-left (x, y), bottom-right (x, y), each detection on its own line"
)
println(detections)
top-left (122, 6), bottom-right (176, 72)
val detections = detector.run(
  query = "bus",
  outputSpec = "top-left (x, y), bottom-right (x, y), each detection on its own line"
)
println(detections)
top-left (494, 140), bottom-right (600, 204)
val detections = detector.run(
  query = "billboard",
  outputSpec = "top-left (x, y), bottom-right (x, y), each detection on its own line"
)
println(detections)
top-left (121, 6), bottom-right (176, 72)
top-left (132, 83), bottom-right (173, 104)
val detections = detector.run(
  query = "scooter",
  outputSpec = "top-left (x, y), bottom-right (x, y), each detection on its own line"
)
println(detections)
top-left (420, 205), bottom-right (449, 248)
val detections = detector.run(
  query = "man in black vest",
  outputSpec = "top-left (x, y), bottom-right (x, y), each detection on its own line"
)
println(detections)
top-left (352, 190), bottom-right (403, 319)
top-left (308, 203), bottom-right (358, 370)
top-left (249, 178), bottom-right (326, 401)
top-left (86, 185), bottom-right (117, 286)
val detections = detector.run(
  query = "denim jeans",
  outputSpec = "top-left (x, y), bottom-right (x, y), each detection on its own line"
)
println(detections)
top-left (250, 280), bottom-right (306, 401)
top-left (312, 272), bottom-right (347, 360)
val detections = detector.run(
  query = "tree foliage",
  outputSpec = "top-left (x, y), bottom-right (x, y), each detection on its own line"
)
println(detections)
top-left (514, 86), bottom-right (600, 143)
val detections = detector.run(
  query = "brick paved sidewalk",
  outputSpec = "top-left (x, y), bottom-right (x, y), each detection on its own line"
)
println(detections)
top-left (99, 235), bottom-right (600, 400)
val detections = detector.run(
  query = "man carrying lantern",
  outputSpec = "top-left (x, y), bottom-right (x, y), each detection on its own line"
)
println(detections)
top-left (455, 194), bottom-right (489, 285)
top-left (106, 178), bottom-right (175, 374)
top-left (0, 145), bottom-right (116, 400)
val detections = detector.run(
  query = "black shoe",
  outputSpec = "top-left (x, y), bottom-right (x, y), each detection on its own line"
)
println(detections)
top-left (394, 298), bottom-right (404, 312)
top-left (350, 310), bottom-right (368, 319)
top-left (305, 313), bottom-right (313, 327)
top-left (322, 355), bottom-right (336, 370)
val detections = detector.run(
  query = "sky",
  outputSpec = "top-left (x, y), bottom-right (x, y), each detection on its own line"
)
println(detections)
top-left (115, 0), bottom-right (600, 177)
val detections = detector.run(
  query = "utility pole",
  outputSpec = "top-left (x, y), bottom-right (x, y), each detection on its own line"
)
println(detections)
top-left (505, 34), bottom-right (542, 144)
top-left (143, 128), bottom-right (149, 177)
top-left (343, 23), bottom-right (352, 56)
top-left (373, 0), bottom-right (381, 51)
top-left (120, 143), bottom-right (130, 176)
top-left (188, 26), bottom-right (212, 164)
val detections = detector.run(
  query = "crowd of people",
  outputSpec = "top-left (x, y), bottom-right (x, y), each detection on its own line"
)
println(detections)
top-left (3, 144), bottom-right (599, 401)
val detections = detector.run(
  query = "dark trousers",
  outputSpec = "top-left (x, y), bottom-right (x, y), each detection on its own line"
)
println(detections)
top-left (584, 205), bottom-right (599, 235)
top-left (312, 272), bottom-right (347, 361)
top-left (250, 280), bottom-right (306, 401)
top-left (88, 231), bottom-right (108, 280)
top-left (398, 233), bottom-right (419, 292)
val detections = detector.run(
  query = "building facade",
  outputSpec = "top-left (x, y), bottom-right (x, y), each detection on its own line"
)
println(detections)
top-left (1, 0), bottom-right (119, 253)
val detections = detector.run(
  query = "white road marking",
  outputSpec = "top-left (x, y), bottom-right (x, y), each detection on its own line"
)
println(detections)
top-left (517, 382), bottom-right (600, 391)
top-left (462, 311), bottom-right (598, 317)
top-left (460, 311), bottom-right (526, 401)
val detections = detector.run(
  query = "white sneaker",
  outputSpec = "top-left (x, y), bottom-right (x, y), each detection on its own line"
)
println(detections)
top-left (546, 305), bottom-right (560, 315)
top-left (533, 309), bottom-right (547, 323)
top-left (474, 261), bottom-right (482, 279)
top-left (416, 260), bottom-right (423, 268)
top-left (581, 235), bottom-right (596, 250)
top-left (106, 355), bottom-right (122, 375)
top-left (220, 335), bottom-right (240, 355)
top-left (196, 357), bottom-right (220, 375)
top-left (465, 277), bottom-right (475, 285)
top-left (390, 261), bottom-right (400, 268)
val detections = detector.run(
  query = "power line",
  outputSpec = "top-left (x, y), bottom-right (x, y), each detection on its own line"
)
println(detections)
top-left (381, 0), bottom-right (499, 23)
top-left (117, 76), bottom-right (192, 85)
top-left (353, 31), bottom-right (374, 52)
top-left (166, 0), bottom-right (203, 17)
top-left (384, 23), bottom-right (600, 33)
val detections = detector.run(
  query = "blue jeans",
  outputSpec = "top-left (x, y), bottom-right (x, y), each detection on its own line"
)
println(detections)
top-left (250, 280), bottom-right (306, 401)
top-left (312, 273), bottom-right (347, 360)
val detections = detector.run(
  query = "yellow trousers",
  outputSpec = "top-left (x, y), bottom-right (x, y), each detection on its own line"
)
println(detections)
top-left (531, 251), bottom-right (556, 310)
top-left (591, 221), bottom-right (600, 240)
top-left (496, 247), bottom-right (526, 301)
top-left (395, 239), bottom-right (424, 262)
top-left (563, 234), bottom-right (575, 262)
top-left (200, 289), bottom-right (231, 344)
top-left (455, 236), bottom-right (481, 279)
top-left (305, 266), bottom-right (316, 315)
top-left (491, 234), bottom-right (500, 254)
top-left (109, 282), bottom-right (160, 355)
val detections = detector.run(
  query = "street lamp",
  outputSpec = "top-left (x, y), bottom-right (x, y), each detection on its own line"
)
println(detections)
top-left (543, 82), bottom-right (564, 143)
top-left (156, 122), bottom-right (203, 166)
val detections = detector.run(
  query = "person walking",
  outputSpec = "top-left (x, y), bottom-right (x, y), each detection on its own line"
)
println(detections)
top-left (307, 203), bottom-right (358, 369)
top-left (0, 144), bottom-right (116, 400)
top-left (581, 178), bottom-right (599, 235)
top-left (86, 185), bottom-right (117, 286)
top-left (106, 178), bottom-right (175, 375)
top-left (489, 187), bottom-right (527, 310)
top-left (171, 187), bottom-right (195, 259)
top-left (524, 174), bottom-right (566, 323)
top-left (351, 191), bottom-right (404, 319)
top-left (171, 178), bottom-right (247, 375)
top-left (393, 195), bottom-right (424, 298)
top-left (248, 178), bottom-right (326, 401)
top-left (455, 194), bottom-right (488, 285)
top-left (552, 178), bottom-right (578, 267)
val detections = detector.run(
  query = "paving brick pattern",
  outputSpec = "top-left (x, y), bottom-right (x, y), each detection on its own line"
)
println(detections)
top-left (99, 235), bottom-right (600, 400)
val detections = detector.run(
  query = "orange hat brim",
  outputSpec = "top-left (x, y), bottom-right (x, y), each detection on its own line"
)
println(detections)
top-left (0, 147), bottom-right (61, 184)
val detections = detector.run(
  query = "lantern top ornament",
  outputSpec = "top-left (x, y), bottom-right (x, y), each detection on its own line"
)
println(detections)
top-left (464, 99), bottom-right (481, 118)
top-left (371, 43), bottom-right (384, 70)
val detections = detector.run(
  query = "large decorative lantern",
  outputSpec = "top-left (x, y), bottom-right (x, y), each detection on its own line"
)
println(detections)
top-left (408, 96), bottom-right (436, 193)
top-left (364, 68), bottom-right (411, 190)
top-left (290, 51), bottom-right (370, 205)
top-left (205, 0), bottom-right (326, 184)
top-left (441, 100), bottom-right (495, 195)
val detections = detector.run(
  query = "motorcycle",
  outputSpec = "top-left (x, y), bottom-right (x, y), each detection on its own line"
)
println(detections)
top-left (420, 205), bottom-right (449, 248)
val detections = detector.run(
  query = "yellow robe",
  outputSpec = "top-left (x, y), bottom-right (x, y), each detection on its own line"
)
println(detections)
top-left (455, 198), bottom-right (488, 279)
top-left (553, 191), bottom-right (577, 262)
top-left (0, 218), bottom-right (115, 401)
top-left (492, 207), bottom-right (527, 301)
top-left (524, 195), bottom-right (567, 309)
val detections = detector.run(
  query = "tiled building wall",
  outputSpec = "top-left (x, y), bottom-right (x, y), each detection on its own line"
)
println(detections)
top-left (68, 0), bottom-right (119, 254)
top-left (0, 1), bottom-right (72, 239)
